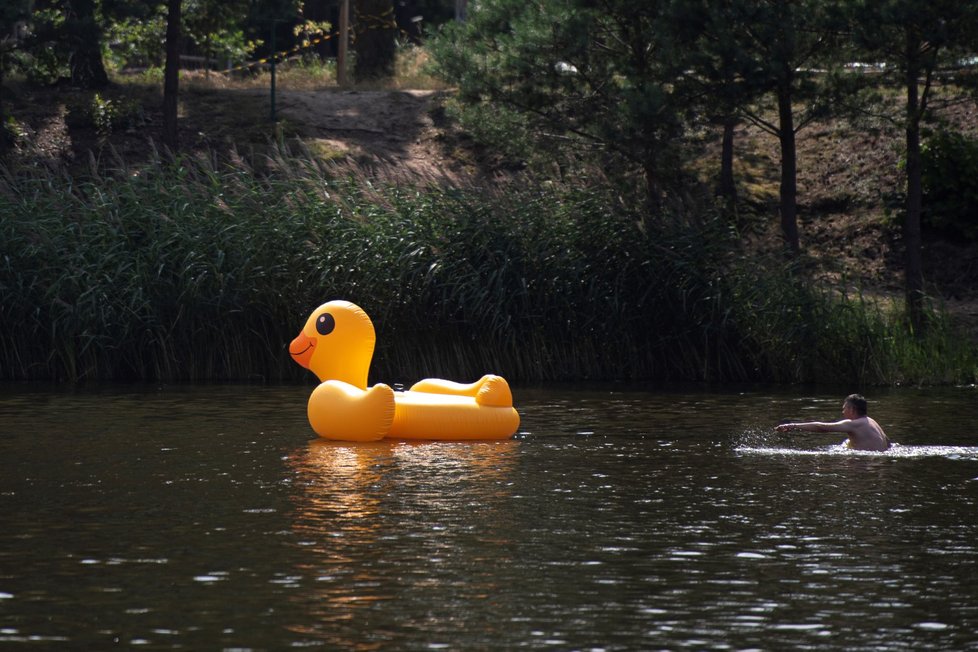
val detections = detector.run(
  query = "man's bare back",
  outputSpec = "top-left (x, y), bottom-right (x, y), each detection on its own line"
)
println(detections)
top-left (837, 415), bottom-right (890, 451)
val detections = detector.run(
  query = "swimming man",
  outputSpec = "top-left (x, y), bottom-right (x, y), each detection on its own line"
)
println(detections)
top-left (775, 393), bottom-right (891, 451)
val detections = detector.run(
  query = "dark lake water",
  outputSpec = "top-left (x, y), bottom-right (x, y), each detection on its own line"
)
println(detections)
top-left (2, 382), bottom-right (978, 650)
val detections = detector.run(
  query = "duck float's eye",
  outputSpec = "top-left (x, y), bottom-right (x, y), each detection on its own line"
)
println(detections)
top-left (316, 313), bottom-right (335, 336)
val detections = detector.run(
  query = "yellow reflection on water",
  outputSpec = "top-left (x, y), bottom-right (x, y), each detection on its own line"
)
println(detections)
top-left (298, 439), bottom-right (392, 523)
top-left (284, 438), bottom-right (519, 647)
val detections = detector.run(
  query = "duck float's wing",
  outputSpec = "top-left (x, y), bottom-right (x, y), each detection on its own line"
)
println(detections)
top-left (307, 381), bottom-right (395, 442)
top-left (409, 374), bottom-right (514, 407)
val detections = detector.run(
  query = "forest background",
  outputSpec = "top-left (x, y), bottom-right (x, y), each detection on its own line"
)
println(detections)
top-left (2, 0), bottom-right (978, 386)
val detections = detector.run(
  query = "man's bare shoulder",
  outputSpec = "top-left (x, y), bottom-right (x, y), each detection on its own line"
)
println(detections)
top-left (858, 416), bottom-right (887, 435)
top-left (829, 418), bottom-right (860, 432)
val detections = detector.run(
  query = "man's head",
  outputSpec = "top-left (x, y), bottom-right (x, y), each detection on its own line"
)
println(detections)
top-left (844, 394), bottom-right (868, 417)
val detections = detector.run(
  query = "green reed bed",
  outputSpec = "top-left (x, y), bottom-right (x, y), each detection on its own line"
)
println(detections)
top-left (723, 261), bottom-right (978, 386)
top-left (1, 149), bottom-right (974, 384)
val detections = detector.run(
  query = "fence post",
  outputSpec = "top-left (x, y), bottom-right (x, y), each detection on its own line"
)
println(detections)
top-left (338, 0), bottom-right (350, 86)
top-left (270, 20), bottom-right (279, 121)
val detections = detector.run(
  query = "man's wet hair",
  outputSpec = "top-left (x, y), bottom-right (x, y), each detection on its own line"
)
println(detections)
top-left (845, 393), bottom-right (868, 416)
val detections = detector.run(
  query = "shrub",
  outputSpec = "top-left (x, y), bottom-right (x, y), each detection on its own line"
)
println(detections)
top-left (920, 129), bottom-right (978, 241)
top-left (65, 93), bottom-right (144, 137)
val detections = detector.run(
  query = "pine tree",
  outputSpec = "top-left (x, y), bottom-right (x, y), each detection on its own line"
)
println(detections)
top-left (847, 0), bottom-right (978, 333)
top-left (729, 0), bottom-right (843, 253)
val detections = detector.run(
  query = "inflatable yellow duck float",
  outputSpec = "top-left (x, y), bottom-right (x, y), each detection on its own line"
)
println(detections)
top-left (289, 300), bottom-right (520, 442)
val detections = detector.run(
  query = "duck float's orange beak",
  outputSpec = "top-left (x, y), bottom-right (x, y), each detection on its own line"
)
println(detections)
top-left (289, 332), bottom-right (316, 369)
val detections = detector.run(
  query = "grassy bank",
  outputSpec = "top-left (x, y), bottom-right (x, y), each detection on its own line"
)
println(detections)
top-left (1, 146), bottom-right (975, 385)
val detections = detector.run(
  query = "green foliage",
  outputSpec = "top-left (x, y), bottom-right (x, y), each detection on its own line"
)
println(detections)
top-left (3, 6), bottom-right (66, 85)
top-left (10, 1), bottom-right (269, 79)
top-left (182, 0), bottom-right (261, 68)
top-left (845, 3), bottom-right (978, 140)
top-left (427, 0), bottom-right (692, 200)
top-left (17, 44), bottom-right (67, 85)
top-left (0, 147), bottom-right (973, 384)
top-left (64, 92), bottom-right (143, 137)
top-left (0, 0), bottom-right (32, 66)
top-left (1, 116), bottom-right (26, 149)
top-left (89, 93), bottom-right (119, 136)
top-left (725, 265), bottom-right (976, 385)
top-left (103, 12), bottom-right (167, 70)
top-left (102, 2), bottom-right (259, 71)
top-left (849, 0), bottom-right (978, 72)
top-left (728, 0), bottom-right (846, 126)
top-left (440, 98), bottom-right (538, 171)
top-left (920, 129), bottom-right (978, 240)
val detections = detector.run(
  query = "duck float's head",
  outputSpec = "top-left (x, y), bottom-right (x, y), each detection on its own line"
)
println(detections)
top-left (289, 300), bottom-right (376, 388)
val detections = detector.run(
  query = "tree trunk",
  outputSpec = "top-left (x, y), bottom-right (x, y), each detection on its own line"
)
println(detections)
top-left (163, 0), bottom-right (182, 150)
top-left (777, 85), bottom-right (799, 253)
top-left (643, 153), bottom-right (663, 217)
top-left (904, 36), bottom-right (925, 335)
top-left (0, 53), bottom-right (5, 119)
top-left (65, 0), bottom-right (109, 89)
top-left (718, 116), bottom-right (737, 203)
top-left (354, 0), bottom-right (396, 82)
top-left (0, 57), bottom-right (7, 155)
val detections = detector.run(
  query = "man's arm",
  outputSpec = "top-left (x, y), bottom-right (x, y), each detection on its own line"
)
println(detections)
top-left (775, 419), bottom-right (855, 433)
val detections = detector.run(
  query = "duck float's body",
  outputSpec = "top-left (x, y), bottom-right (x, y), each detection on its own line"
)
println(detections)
top-left (289, 300), bottom-right (520, 442)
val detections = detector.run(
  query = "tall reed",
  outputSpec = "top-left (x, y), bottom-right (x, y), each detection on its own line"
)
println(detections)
top-left (1, 147), bottom-right (974, 384)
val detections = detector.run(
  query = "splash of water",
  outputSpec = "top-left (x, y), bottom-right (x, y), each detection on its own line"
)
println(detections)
top-left (734, 425), bottom-right (784, 449)
top-left (735, 441), bottom-right (978, 460)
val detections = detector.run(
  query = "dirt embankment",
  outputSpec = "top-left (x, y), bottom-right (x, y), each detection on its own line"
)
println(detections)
top-left (9, 81), bottom-right (467, 180)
